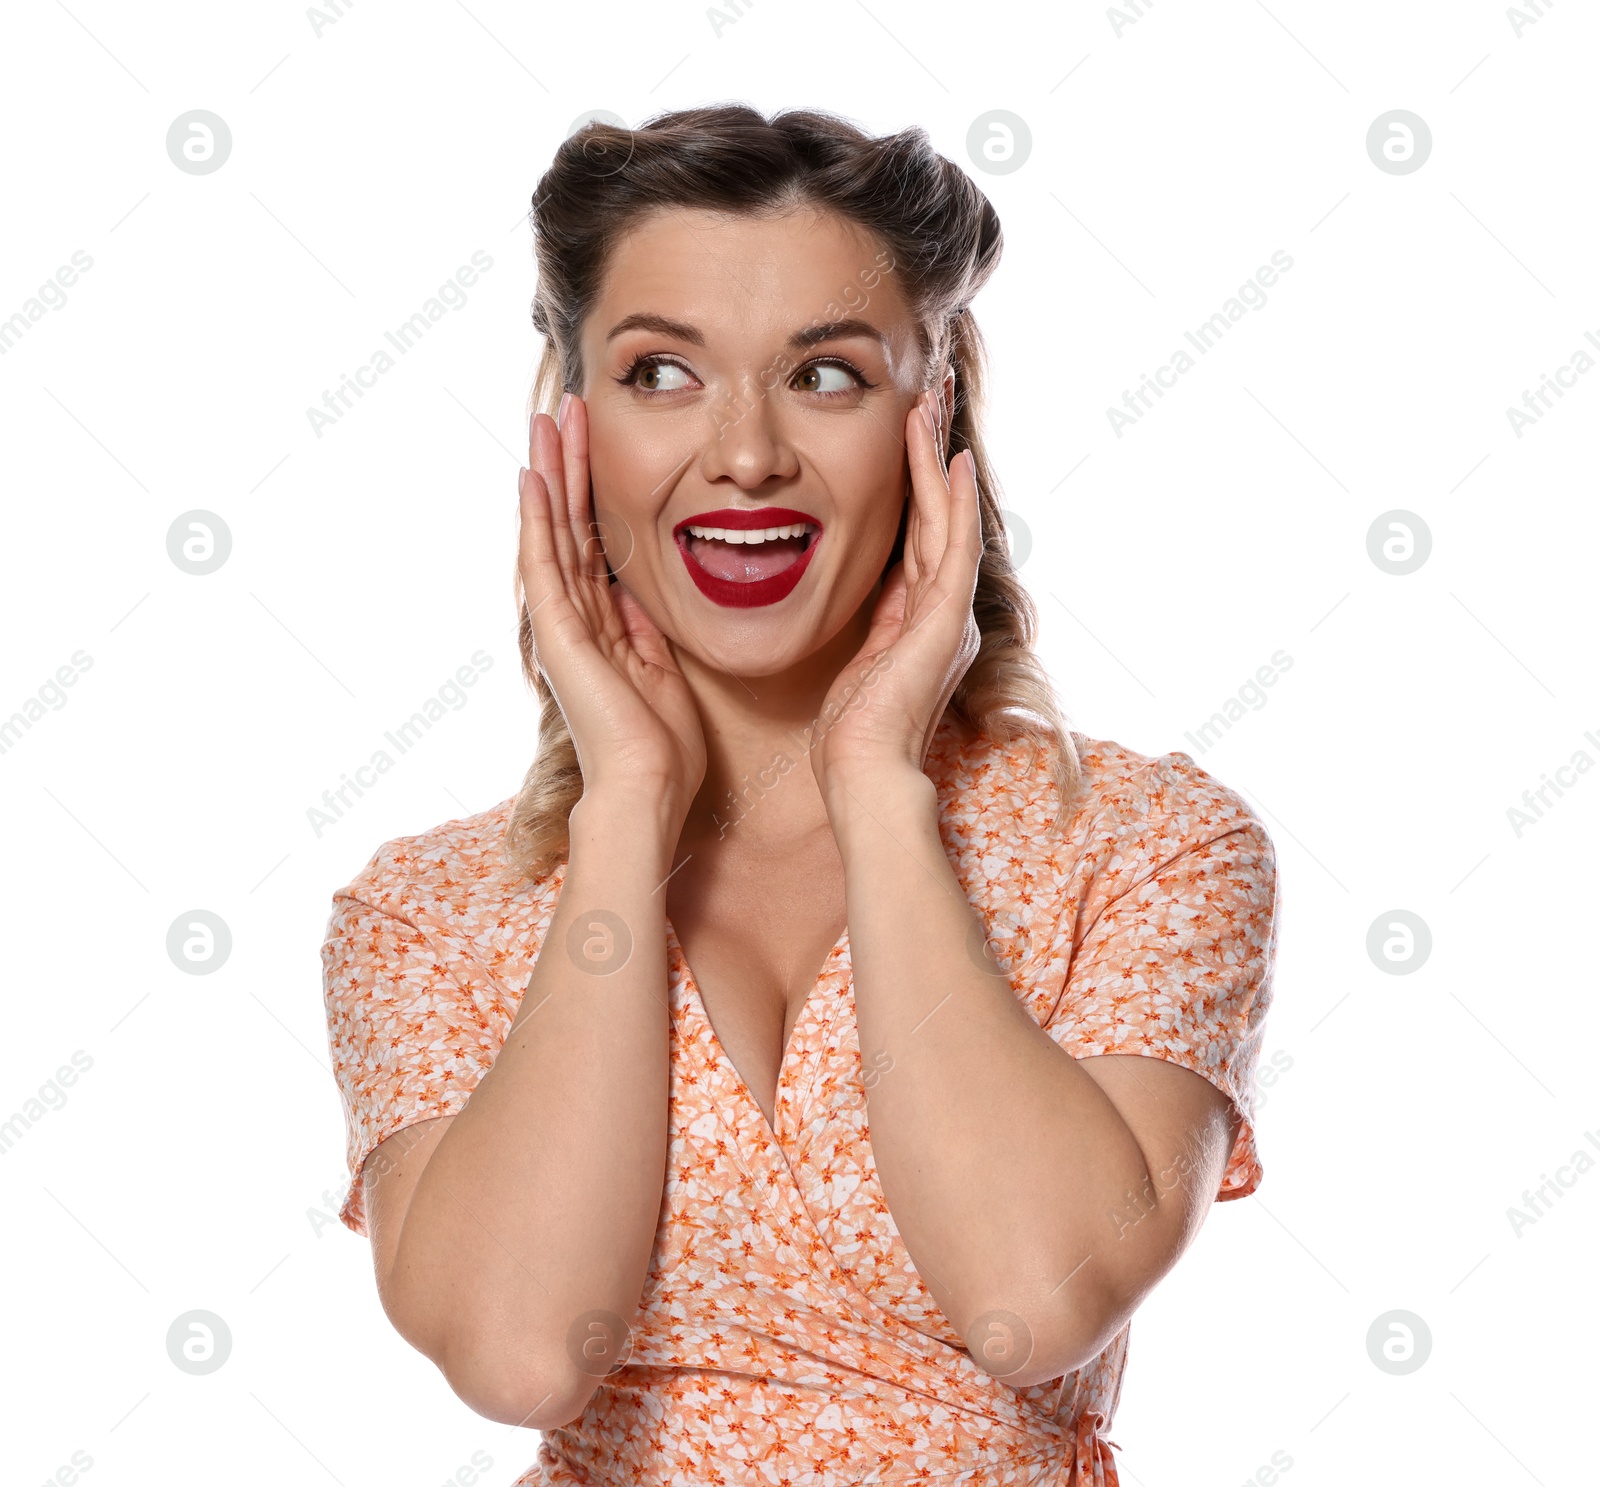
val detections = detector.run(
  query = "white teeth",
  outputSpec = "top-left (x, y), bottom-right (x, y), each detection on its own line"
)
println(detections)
top-left (684, 521), bottom-right (813, 544)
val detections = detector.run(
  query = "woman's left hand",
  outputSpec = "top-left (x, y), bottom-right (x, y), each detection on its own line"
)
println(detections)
top-left (809, 388), bottom-right (983, 799)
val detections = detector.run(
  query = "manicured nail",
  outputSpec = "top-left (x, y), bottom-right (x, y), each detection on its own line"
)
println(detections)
top-left (920, 395), bottom-right (936, 434)
top-left (557, 391), bottom-right (573, 428)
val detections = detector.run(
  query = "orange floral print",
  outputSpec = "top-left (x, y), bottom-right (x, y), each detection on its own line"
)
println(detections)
top-left (322, 723), bottom-right (1279, 1485)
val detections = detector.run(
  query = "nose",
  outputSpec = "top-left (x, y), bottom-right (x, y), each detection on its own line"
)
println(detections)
top-left (695, 376), bottom-right (802, 490)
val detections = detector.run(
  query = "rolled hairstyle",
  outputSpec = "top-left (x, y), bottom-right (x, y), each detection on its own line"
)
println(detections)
top-left (506, 104), bottom-right (1080, 881)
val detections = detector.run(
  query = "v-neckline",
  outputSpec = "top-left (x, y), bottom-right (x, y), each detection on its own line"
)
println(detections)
top-left (664, 914), bottom-right (850, 1144)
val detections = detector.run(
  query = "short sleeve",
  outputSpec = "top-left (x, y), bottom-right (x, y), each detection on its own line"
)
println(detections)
top-left (1042, 774), bottom-right (1279, 1201)
top-left (321, 891), bottom-right (502, 1237)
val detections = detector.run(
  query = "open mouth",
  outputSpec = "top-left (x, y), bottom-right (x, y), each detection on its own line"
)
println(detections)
top-left (672, 507), bottom-right (823, 608)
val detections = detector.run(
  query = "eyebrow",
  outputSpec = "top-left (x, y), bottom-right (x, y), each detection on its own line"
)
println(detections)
top-left (605, 311), bottom-right (889, 352)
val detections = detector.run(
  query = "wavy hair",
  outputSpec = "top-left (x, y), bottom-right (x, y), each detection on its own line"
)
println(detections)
top-left (505, 104), bottom-right (1079, 882)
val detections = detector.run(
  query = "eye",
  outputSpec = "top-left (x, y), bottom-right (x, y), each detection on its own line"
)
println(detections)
top-left (617, 352), bottom-right (873, 399)
top-left (618, 354), bottom-right (699, 393)
top-left (792, 358), bottom-right (872, 397)
top-left (790, 360), bottom-right (876, 400)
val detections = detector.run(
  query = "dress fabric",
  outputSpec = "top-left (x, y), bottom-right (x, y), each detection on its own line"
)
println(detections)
top-left (322, 726), bottom-right (1279, 1485)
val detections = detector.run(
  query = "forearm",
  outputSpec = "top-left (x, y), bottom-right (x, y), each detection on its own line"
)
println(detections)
top-left (826, 768), bottom-right (1164, 1379)
top-left (391, 789), bottom-right (679, 1421)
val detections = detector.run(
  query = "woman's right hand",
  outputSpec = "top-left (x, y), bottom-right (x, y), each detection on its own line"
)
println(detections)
top-left (518, 393), bottom-right (707, 825)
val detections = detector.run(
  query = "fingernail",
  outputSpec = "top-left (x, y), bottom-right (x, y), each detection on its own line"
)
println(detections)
top-left (920, 395), bottom-right (935, 434)
top-left (557, 391), bottom-right (573, 428)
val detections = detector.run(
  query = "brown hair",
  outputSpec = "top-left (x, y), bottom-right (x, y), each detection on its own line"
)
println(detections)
top-left (505, 103), bottom-right (1079, 882)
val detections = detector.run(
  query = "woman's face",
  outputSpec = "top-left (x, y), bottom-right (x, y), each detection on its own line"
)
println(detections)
top-left (577, 206), bottom-right (933, 679)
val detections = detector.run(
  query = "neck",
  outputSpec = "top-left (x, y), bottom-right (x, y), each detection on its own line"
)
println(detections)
top-left (671, 591), bottom-right (875, 849)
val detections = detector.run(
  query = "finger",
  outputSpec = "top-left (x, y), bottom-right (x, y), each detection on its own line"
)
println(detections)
top-left (862, 559), bottom-right (910, 654)
top-left (900, 473), bottom-right (919, 594)
top-left (526, 400), bottom-right (560, 520)
top-left (532, 413), bottom-right (584, 588)
top-left (900, 395), bottom-right (927, 589)
top-left (934, 448), bottom-right (983, 602)
top-left (610, 581), bottom-right (674, 672)
top-left (931, 384), bottom-right (951, 479)
top-left (521, 465), bottom-right (618, 702)
top-left (905, 390), bottom-right (952, 585)
top-left (517, 466), bottom-right (562, 627)
top-left (921, 389), bottom-right (955, 564)
top-left (901, 447), bottom-right (981, 648)
top-left (560, 394), bottom-right (608, 583)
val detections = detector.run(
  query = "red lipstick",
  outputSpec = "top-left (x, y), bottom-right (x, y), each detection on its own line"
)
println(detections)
top-left (672, 506), bottom-right (823, 609)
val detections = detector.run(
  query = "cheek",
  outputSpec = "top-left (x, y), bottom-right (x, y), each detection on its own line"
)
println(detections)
top-left (583, 417), bottom-right (671, 582)
top-left (586, 410), bottom-right (689, 521)
top-left (811, 428), bottom-right (907, 538)
top-left (819, 489), bottom-right (906, 594)
top-left (587, 408), bottom-right (649, 491)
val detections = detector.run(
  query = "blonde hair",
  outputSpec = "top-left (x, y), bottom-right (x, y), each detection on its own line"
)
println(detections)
top-left (505, 105), bottom-right (1080, 882)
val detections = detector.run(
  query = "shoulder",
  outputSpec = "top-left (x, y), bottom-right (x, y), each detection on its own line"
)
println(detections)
top-left (322, 799), bottom-right (561, 1238)
top-left (324, 797), bottom-right (566, 1001)
top-left (929, 720), bottom-right (1271, 862)
top-left (924, 721), bottom-right (1276, 954)
top-left (1066, 734), bottom-right (1275, 902)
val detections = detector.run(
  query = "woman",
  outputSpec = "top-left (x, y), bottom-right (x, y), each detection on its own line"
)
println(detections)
top-left (322, 103), bottom-right (1279, 1486)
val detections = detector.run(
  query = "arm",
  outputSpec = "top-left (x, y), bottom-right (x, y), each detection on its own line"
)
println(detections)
top-left (369, 789), bottom-right (680, 1429)
top-left (824, 764), bottom-right (1243, 1387)
top-left (807, 393), bottom-right (1257, 1384)
top-left (359, 394), bottom-right (706, 1427)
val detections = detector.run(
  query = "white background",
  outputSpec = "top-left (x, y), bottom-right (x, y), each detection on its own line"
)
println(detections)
top-left (2, 2), bottom-right (1595, 1484)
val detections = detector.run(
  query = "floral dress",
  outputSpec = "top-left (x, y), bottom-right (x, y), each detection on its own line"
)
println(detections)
top-left (322, 724), bottom-right (1279, 1485)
